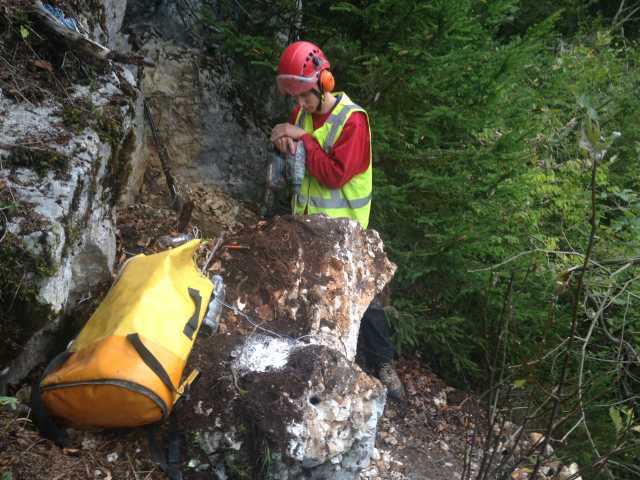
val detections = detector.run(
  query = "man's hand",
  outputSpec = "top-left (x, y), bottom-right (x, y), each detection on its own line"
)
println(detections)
top-left (271, 123), bottom-right (306, 142)
top-left (273, 136), bottom-right (297, 155)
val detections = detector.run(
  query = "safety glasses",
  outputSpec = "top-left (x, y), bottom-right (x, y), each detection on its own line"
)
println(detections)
top-left (276, 74), bottom-right (318, 95)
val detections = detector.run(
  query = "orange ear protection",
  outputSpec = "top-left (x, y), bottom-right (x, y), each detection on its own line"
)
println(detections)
top-left (319, 69), bottom-right (335, 93)
top-left (311, 53), bottom-right (335, 93)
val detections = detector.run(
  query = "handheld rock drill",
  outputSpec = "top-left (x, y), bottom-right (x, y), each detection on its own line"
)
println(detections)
top-left (265, 140), bottom-right (306, 214)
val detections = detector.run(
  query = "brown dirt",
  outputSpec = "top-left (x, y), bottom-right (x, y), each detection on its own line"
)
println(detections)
top-left (370, 356), bottom-right (486, 480)
top-left (210, 214), bottom-right (341, 339)
top-left (0, 406), bottom-right (163, 479)
top-left (0, 354), bottom-right (483, 480)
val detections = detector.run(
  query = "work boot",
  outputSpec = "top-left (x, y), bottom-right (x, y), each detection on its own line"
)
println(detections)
top-left (378, 363), bottom-right (404, 401)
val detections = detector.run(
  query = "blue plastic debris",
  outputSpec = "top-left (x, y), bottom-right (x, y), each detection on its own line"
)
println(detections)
top-left (42, 4), bottom-right (83, 34)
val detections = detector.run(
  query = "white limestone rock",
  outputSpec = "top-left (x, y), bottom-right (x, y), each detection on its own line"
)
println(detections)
top-left (0, 69), bottom-right (141, 385)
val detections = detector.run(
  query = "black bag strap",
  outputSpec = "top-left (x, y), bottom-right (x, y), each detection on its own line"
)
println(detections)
top-left (147, 408), bottom-right (183, 480)
top-left (182, 287), bottom-right (202, 340)
top-left (31, 350), bottom-right (73, 446)
top-left (126, 333), bottom-right (176, 395)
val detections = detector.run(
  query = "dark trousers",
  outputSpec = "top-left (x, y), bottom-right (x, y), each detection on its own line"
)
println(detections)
top-left (358, 304), bottom-right (396, 369)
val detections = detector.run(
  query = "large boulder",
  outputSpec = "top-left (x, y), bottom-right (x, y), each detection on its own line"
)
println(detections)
top-left (183, 215), bottom-right (396, 479)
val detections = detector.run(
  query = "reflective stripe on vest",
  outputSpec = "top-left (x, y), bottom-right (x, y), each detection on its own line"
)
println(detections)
top-left (298, 104), bottom-right (361, 152)
top-left (297, 190), bottom-right (372, 209)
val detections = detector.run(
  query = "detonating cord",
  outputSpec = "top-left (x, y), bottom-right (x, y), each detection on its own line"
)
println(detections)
top-left (220, 300), bottom-right (294, 340)
top-left (218, 300), bottom-right (339, 350)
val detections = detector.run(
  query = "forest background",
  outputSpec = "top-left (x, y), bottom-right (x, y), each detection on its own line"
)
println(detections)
top-left (204, 0), bottom-right (640, 478)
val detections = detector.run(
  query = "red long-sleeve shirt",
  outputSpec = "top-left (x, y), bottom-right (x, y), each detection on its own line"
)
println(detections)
top-left (290, 102), bottom-right (370, 189)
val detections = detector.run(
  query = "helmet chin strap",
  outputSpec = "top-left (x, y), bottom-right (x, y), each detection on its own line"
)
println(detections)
top-left (312, 73), bottom-right (325, 112)
top-left (312, 88), bottom-right (324, 113)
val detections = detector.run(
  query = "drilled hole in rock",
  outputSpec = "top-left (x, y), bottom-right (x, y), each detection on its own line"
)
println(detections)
top-left (309, 395), bottom-right (321, 405)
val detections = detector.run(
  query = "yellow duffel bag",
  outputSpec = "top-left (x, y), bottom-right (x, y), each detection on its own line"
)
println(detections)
top-left (36, 239), bottom-right (212, 430)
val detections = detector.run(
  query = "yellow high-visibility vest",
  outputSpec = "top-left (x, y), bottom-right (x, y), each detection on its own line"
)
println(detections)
top-left (293, 92), bottom-right (372, 229)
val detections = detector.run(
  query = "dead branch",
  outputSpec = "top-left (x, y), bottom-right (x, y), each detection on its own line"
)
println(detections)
top-left (613, 0), bottom-right (628, 26)
top-left (530, 120), bottom-right (601, 479)
top-left (143, 100), bottom-right (194, 232)
top-left (201, 235), bottom-right (225, 274)
top-left (29, 1), bottom-right (154, 67)
top-left (0, 208), bottom-right (7, 244)
top-left (565, 256), bottom-right (640, 275)
top-left (577, 291), bottom-right (612, 478)
top-left (611, 0), bottom-right (640, 31)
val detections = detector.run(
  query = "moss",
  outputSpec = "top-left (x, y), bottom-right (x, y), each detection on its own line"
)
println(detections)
top-left (63, 225), bottom-right (82, 257)
top-left (62, 101), bottom-right (94, 134)
top-left (6, 146), bottom-right (69, 178)
top-left (0, 232), bottom-right (57, 366)
top-left (224, 451), bottom-right (253, 480)
top-left (95, 106), bottom-right (125, 146)
top-left (62, 99), bottom-right (130, 205)
top-left (96, 105), bottom-right (127, 204)
top-left (103, 126), bottom-right (135, 204)
top-left (1, 231), bottom-right (57, 279)
top-left (69, 178), bottom-right (84, 213)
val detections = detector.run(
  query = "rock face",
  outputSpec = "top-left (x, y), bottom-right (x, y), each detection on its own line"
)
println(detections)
top-left (2, 4), bottom-right (397, 478)
top-left (103, 0), bottom-right (129, 48)
top-left (124, 0), bottom-right (204, 44)
top-left (185, 215), bottom-right (396, 479)
top-left (0, 73), bottom-right (143, 385)
top-left (0, 0), bottom-right (145, 384)
top-left (139, 38), bottom-right (270, 205)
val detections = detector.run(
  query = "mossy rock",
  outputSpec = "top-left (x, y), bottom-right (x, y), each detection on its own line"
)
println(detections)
top-left (96, 105), bottom-right (126, 147)
top-left (0, 232), bottom-right (57, 366)
top-left (224, 450), bottom-right (255, 480)
top-left (62, 99), bottom-right (126, 145)
top-left (5, 146), bottom-right (70, 178)
top-left (62, 100), bottom-right (95, 134)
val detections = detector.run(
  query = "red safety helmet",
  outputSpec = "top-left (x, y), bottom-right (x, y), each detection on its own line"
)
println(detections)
top-left (276, 41), bottom-right (333, 95)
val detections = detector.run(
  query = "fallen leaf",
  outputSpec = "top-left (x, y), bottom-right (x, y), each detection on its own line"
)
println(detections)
top-left (511, 467), bottom-right (532, 480)
top-left (32, 60), bottom-right (53, 73)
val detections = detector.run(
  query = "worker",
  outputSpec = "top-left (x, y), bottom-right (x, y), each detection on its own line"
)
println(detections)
top-left (270, 40), bottom-right (403, 399)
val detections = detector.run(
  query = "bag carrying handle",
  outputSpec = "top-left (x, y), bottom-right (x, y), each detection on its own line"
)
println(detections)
top-left (127, 333), bottom-right (176, 396)
top-left (182, 288), bottom-right (202, 340)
